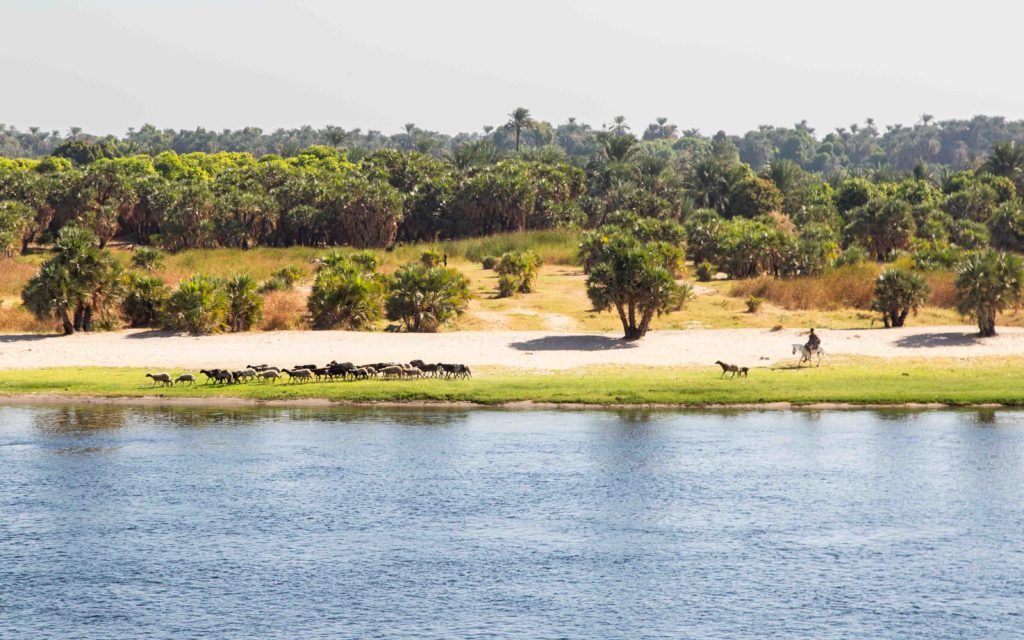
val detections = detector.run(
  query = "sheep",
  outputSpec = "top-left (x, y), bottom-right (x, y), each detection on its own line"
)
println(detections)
top-left (409, 359), bottom-right (428, 369)
top-left (417, 363), bottom-right (441, 377)
top-left (232, 368), bottom-right (257, 383)
top-left (349, 367), bottom-right (371, 380)
top-left (293, 364), bottom-right (317, 373)
top-left (200, 368), bottom-right (224, 384)
top-left (400, 366), bottom-right (423, 379)
top-left (145, 372), bottom-right (173, 387)
top-left (284, 368), bottom-right (313, 383)
top-left (258, 369), bottom-right (281, 383)
top-left (246, 364), bottom-right (271, 372)
top-left (379, 365), bottom-right (403, 380)
top-left (439, 363), bottom-right (471, 379)
top-left (174, 373), bottom-right (197, 386)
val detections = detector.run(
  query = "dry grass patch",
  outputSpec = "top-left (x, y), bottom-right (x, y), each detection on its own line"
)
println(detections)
top-left (260, 290), bottom-right (309, 331)
top-left (730, 265), bottom-right (881, 311)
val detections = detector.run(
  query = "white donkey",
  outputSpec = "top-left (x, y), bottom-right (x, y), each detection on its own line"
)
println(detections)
top-left (792, 343), bottom-right (828, 367)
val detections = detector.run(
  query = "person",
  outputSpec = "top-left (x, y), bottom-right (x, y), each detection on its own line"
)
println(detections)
top-left (805, 328), bottom-right (821, 353)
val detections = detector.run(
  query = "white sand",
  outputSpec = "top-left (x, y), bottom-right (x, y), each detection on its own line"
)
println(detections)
top-left (1, 325), bottom-right (1022, 371)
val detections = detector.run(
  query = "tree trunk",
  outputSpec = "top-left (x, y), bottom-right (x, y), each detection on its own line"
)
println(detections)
top-left (73, 306), bottom-right (85, 332)
top-left (895, 309), bottom-right (909, 327)
top-left (83, 306), bottom-right (93, 332)
top-left (614, 303), bottom-right (629, 337)
top-left (60, 310), bottom-right (74, 335)
top-left (515, 128), bottom-right (521, 152)
top-left (979, 312), bottom-right (997, 337)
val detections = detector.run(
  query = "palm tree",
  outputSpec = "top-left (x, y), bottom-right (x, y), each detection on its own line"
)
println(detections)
top-left (982, 142), bottom-right (1024, 182)
top-left (956, 250), bottom-right (1024, 336)
top-left (610, 115), bottom-right (630, 135)
top-left (506, 107), bottom-right (533, 152)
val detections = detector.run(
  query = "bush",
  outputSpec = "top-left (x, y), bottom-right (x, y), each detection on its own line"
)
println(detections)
top-left (745, 295), bottom-right (764, 313)
top-left (911, 240), bottom-right (963, 271)
top-left (307, 256), bottom-right (384, 330)
top-left (495, 250), bottom-right (543, 297)
top-left (260, 264), bottom-right (305, 293)
top-left (385, 263), bottom-right (471, 332)
top-left (224, 274), bottom-right (263, 332)
top-left (695, 261), bottom-right (715, 282)
top-left (130, 246), bottom-right (165, 272)
top-left (420, 249), bottom-right (446, 267)
top-left (162, 274), bottom-right (228, 335)
top-left (834, 244), bottom-right (868, 267)
top-left (0, 200), bottom-right (33, 257)
top-left (956, 250), bottom-right (1024, 337)
top-left (481, 256), bottom-right (499, 270)
top-left (121, 272), bottom-right (169, 328)
top-left (870, 268), bottom-right (930, 328)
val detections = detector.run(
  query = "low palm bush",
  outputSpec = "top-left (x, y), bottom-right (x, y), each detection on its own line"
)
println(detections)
top-left (121, 272), bottom-right (170, 328)
top-left (161, 274), bottom-right (228, 335)
top-left (870, 268), bottom-right (930, 328)
top-left (955, 250), bottom-right (1024, 336)
top-left (130, 246), bottom-right (165, 272)
top-left (307, 256), bottom-right (384, 330)
top-left (224, 274), bottom-right (263, 332)
top-left (385, 263), bottom-right (471, 332)
top-left (495, 250), bottom-right (543, 297)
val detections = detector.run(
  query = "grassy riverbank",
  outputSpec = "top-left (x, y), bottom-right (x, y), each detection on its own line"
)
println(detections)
top-left (1, 358), bottom-right (1022, 407)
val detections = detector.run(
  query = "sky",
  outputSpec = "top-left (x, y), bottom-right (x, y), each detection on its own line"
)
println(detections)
top-left (4, 0), bottom-right (1024, 138)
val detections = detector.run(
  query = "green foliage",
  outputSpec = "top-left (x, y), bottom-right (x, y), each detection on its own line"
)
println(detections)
top-left (834, 244), bottom-right (868, 267)
top-left (714, 218), bottom-right (798, 278)
top-left (162, 274), bottom-right (228, 335)
top-left (695, 261), bottom-right (715, 282)
top-left (307, 255), bottom-right (384, 330)
top-left (21, 226), bottom-right (122, 334)
top-left (385, 263), bottom-right (471, 332)
top-left (130, 246), bottom-right (165, 272)
top-left (120, 272), bottom-right (169, 328)
top-left (911, 240), bottom-right (963, 271)
top-left (495, 250), bottom-right (543, 297)
top-left (0, 200), bottom-right (33, 256)
top-left (745, 295), bottom-right (764, 313)
top-left (481, 256), bottom-right (498, 270)
top-left (729, 175), bottom-right (783, 218)
top-left (844, 196), bottom-right (916, 260)
top-left (871, 269), bottom-right (930, 328)
top-left (988, 202), bottom-right (1024, 252)
top-left (420, 249), bottom-right (445, 267)
top-left (584, 231), bottom-right (691, 340)
top-left (259, 264), bottom-right (304, 293)
top-left (224, 274), bottom-right (263, 332)
top-left (956, 250), bottom-right (1024, 337)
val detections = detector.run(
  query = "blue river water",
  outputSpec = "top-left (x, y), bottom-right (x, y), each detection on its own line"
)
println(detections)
top-left (1, 405), bottom-right (1023, 639)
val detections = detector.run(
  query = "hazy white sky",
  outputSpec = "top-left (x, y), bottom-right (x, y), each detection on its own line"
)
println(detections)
top-left (4, 0), bottom-right (1024, 137)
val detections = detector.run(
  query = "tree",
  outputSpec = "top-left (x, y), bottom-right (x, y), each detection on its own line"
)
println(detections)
top-left (982, 142), bottom-right (1024, 189)
top-left (870, 269), bottom-right (930, 328)
top-left (583, 231), bottom-right (690, 340)
top-left (506, 107), bottom-right (533, 153)
top-left (385, 263), bottom-right (471, 332)
top-left (956, 250), bottom-right (1024, 337)
top-left (844, 196), bottom-right (916, 260)
top-left (307, 255), bottom-right (384, 329)
top-left (162, 274), bottom-right (228, 335)
top-left (21, 226), bottom-right (121, 334)
top-left (224, 274), bottom-right (263, 332)
top-left (0, 200), bottom-right (33, 256)
top-left (729, 175), bottom-right (783, 218)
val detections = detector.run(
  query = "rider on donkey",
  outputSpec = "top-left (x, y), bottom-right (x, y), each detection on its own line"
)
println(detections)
top-left (805, 327), bottom-right (821, 354)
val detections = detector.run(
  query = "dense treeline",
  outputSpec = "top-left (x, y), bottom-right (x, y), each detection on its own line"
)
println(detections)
top-left (5, 109), bottom-right (1024, 286)
top-left (6, 114), bottom-right (1024, 174)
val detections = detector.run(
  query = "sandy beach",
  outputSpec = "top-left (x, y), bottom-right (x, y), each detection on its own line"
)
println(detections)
top-left (1, 325), bottom-right (1021, 371)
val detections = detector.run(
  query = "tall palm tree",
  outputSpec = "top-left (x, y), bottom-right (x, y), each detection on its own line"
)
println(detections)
top-left (506, 107), bottom-right (533, 152)
top-left (610, 115), bottom-right (630, 135)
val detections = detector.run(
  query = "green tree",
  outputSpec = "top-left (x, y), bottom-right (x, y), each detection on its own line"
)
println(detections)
top-left (162, 274), bottom-right (228, 335)
top-left (0, 200), bottom-right (33, 256)
top-left (981, 142), bottom-right (1024, 190)
top-left (385, 263), bottom-right (471, 332)
top-left (956, 250), bottom-right (1024, 337)
top-left (870, 268), bottom-right (930, 328)
top-left (844, 196), bottom-right (916, 260)
top-left (506, 107), bottom-right (533, 153)
top-left (21, 226), bottom-right (121, 334)
top-left (729, 175), bottom-right (783, 218)
top-left (224, 274), bottom-right (263, 332)
top-left (583, 231), bottom-right (690, 340)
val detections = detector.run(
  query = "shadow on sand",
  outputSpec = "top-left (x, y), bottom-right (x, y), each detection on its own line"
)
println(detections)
top-left (509, 335), bottom-right (637, 352)
top-left (125, 330), bottom-right (179, 339)
top-left (894, 332), bottom-right (983, 349)
top-left (0, 333), bottom-right (63, 343)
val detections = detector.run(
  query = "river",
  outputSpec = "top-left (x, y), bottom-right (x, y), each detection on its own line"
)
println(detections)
top-left (1, 406), bottom-right (1022, 638)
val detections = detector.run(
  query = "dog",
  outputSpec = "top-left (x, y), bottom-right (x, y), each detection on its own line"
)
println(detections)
top-left (715, 360), bottom-right (748, 379)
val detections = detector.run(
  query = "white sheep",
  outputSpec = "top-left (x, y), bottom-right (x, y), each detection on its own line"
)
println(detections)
top-left (146, 373), bottom-right (172, 387)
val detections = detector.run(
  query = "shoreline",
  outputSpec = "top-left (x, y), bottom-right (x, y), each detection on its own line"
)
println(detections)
top-left (0, 393), bottom-right (1010, 411)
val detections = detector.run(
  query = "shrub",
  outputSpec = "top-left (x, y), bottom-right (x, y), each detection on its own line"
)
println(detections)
top-left (834, 244), bottom-right (868, 267)
top-left (224, 274), bottom-right (263, 332)
top-left (745, 295), bottom-right (764, 313)
top-left (729, 264), bottom-right (880, 311)
top-left (121, 272), bottom-right (169, 328)
top-left (495, 250), bottom-right (543, 297)
top-left (0, 200), bottom-right (33, 257)
top-left (481, 256), bottom-right (499, 270)
top-left (420, 249), bottom-right (446, 267)
top-left (130, 246), bottom-right (165, 272)
top-left (911, 240), bottom-right (963, 271)
top-left (162, 274), bottom-right (228, 335)
top-left (307, 257), bottom-right (385, 330)
top-left (870, 269), bottom-right (930, 328)
top-left (695, 261), bottom-right (715, 282)
top-left (386, 263), bottom-right (471, 332)
top-left (259, 264), bottom-right (305, 293)
top-left (950, 219), bottom-right (990, 250)
top-left (844, 196), bottom-right (916, 260)
top-left (956, 250), bottom-right (1024, 337)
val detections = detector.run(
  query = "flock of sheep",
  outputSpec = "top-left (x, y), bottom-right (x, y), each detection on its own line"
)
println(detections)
top-left (144, 360), bottom-right (473, 387)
